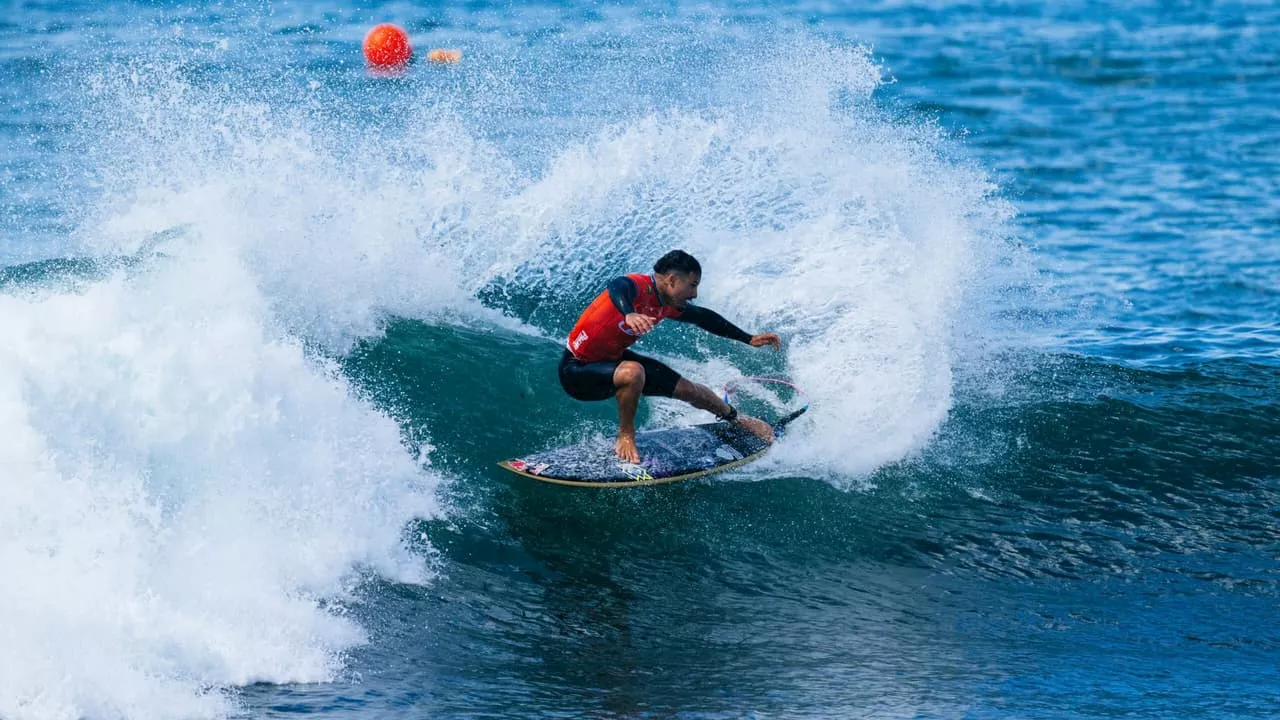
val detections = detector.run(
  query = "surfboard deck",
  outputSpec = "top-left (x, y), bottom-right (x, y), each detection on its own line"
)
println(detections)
top-left (498, 408), bottom-right (806, 488)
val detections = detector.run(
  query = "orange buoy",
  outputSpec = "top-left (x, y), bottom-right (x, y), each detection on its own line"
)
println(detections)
top-left (363, 24), bottom-right (412, 67)
top-left (426, 48), bottom-right (462, 64)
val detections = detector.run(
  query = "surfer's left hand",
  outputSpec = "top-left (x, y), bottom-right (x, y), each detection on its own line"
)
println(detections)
top-left (750, 333), bottom-right (781, 350)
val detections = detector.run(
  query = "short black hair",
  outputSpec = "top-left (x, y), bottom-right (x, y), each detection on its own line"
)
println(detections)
top-left (653, 249), bottom-right (701, 276)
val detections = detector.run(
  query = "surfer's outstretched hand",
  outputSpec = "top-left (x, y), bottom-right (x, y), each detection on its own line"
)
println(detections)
top-left (616, 432), bottom-right (641, 463)
top-left (749, 333), bottom-right (781, 349)
top-left (738, 415), bottom-right (775, 444)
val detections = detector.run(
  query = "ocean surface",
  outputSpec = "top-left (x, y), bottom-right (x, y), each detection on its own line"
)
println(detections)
top-left (2, 1), bottom-right (1277, 718)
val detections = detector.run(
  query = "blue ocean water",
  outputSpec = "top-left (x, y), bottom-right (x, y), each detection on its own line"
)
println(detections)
top-left (1, 1), bottom-right (1277, 718)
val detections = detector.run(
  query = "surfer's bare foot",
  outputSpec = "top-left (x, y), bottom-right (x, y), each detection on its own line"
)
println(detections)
top-left (738, 415), bottom-right (775, 444)
top-left (616, 433), bottom-right (641, 463)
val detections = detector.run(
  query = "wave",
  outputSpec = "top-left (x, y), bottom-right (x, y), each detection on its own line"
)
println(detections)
top-left (3, 30), bottom-right (1018, 719)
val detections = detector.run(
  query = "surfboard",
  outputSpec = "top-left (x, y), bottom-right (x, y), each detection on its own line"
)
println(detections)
top-left (498, 408), bottom-right (806, 487)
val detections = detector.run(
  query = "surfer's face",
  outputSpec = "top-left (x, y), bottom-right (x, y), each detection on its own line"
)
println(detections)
top-left (661, 271), bottom-right (700, 308)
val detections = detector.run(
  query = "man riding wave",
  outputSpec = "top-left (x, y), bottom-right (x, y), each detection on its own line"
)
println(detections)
top-left (558, 250), bottom-right (781, 463)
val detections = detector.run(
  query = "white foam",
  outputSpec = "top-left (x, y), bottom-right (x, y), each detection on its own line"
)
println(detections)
top-left (0, 243), bottom-right (442, 720)
top-left (79, 75), bottom-right (514, 352)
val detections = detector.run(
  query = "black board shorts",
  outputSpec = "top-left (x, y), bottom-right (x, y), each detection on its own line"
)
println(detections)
top-left (558, 349), bottom-right (682, 401)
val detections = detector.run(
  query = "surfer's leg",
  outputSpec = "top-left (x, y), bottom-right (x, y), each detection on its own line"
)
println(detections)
top-left (673, 378), bottom-right (775, 444)
top-left (613, 360), bottom-right (646, 463)
top-left (558, 350), bottom-right (623, 401)
top-left (622, 351), bottom-right (681, 398)
top-left (672, 378), bottom-right (731, 415)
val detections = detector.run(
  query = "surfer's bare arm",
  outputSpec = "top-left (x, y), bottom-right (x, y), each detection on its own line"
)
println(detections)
top-left (674, 306), bottom-right (779, 349)
top-left (607, 276), bottom-right (657, 334)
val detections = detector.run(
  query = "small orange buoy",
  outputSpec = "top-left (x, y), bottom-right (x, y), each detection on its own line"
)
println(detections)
top-left (426, 48), bottom-right (462, 64)
top-left (363, 24), bottom-right (412, 67)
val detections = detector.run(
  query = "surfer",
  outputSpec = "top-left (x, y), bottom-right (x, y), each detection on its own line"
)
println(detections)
top-left (559, 250), bottom-right (782, 463)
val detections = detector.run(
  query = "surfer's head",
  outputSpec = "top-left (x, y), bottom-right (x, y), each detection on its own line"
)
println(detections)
top-left (654, 250), bottom-right (701, 308)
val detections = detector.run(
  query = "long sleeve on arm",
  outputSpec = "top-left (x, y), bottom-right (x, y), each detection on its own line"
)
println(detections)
top-left (673, 305), bottom-right (753, 344)
top-left (607, 276), bottom-right (639, 315)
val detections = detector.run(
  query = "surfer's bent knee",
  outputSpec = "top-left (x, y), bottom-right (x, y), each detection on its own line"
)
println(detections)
top-left (556, 348), bottom-right (681, 400)
top-left (614, 360), bottom-right (645, 388)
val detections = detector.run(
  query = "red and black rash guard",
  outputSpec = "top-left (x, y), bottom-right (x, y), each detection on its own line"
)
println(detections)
top-left (566, 274), bottom-right (754, 362)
